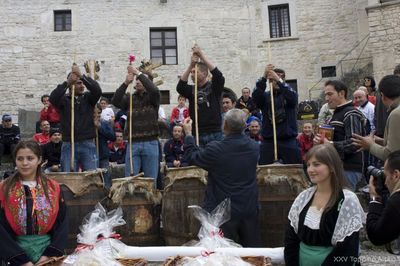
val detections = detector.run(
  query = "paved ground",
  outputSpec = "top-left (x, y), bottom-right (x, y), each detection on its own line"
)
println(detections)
top-left (359, 241), bottom-right (400, 266)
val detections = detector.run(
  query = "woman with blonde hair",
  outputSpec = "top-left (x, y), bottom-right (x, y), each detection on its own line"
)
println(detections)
top-left (284, 144), bottom-right (365, 265)
top-left (0, 140), bottom-right (67, 266)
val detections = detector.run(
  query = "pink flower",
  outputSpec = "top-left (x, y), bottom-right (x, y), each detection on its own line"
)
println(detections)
top-left (128, 54), bottom-right (136, 63)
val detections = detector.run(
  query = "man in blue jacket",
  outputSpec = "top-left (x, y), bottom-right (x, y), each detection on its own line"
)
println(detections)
top-left (182, 109), bottom-right (261, 247)
top-left (252, 64), bottom-right (301, 165)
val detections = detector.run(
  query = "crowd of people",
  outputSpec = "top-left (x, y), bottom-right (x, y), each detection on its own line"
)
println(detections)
top-left (1, 44), bottom-right (400, 265)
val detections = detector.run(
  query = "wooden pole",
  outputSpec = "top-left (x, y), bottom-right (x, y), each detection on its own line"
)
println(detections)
top-left (128, 73), bottom-right (135, 176)
top-left (90, 60), bottom-right (100, 158)
top-left (70, 55), bottom-right (76, 172)
top-left (194, 63), bottom-right (200, 146)
top-left (268, 42), bottom-right (278, 162)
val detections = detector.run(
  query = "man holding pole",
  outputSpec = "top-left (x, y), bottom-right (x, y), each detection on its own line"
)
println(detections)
top-left (50, 64), bottom-right (102, 172)
top-left (252, 64), bottom-right (301, 165)
top-left (111, 65), bottom-right (160, 180)
top-left (177, 45), bottom-right (225, 146)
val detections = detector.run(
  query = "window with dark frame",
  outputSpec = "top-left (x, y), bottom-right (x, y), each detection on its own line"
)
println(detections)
top-left (150, 28), bottom-right (177, 65)
top-left (321, 66), bottom-right (337, 78)
top-left (160, 90), bottom-right (170, 105)
top-left (268, 4), bottom-right (291, 38)
top-left (54, 10), bottom-right (71, 31)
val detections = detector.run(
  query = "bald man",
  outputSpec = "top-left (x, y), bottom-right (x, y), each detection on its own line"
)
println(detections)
top-left (354, 88), bottom-right (375, 133)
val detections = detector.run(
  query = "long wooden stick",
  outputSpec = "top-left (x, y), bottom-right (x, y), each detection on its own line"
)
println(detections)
top-left (70, 56), bottom-right (76, 172)
top-left (269, 80), bottom-right (278, 162)
top-left (71, 86), bottom-right (75, 171)
top-left (90, 60), bottom-right (100, 158)
top-left (194, 63), bottom-right (199, 146)
top-left (268, 42), bottom-right (278, 162)
top-left (128, 75), bottom-right (135, 176)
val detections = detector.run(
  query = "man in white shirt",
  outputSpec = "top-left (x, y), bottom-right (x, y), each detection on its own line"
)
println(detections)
top-left (353, 88), bottom-right (375, 133)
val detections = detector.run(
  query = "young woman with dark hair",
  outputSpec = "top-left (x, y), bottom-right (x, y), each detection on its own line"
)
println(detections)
top-left (364, 76), bottom-right (377, 105)
top-left (284, 144), bottom-right (365, 265)
top-left (0, 140), bottom-right (67, 266)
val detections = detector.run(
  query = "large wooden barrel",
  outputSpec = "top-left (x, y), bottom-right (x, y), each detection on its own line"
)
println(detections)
top-left (109, 163), bottom-right (125, 179)
top-left (108, 176), bottom-right (162, 246)
top-left (257, 164), bottom-right (310, 247)
top-left (162, 166), bottom-right (207, 246)
top-left (47, 171), bottom-right (107, 252)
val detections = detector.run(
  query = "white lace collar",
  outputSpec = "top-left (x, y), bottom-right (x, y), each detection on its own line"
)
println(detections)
top-left (288, 186), bottom-right (366, 245)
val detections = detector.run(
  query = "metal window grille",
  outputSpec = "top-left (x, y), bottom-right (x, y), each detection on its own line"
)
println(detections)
top-left (268, 4), bottom-right (291, 38)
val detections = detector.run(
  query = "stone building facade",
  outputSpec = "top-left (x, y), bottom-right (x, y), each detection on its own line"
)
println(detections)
top-left (0, 0), bottom-right (377, 124)
top-left (366, 0), bottom-right (400, 80)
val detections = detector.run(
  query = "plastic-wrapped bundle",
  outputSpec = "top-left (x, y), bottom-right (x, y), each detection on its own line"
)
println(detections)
top-left (77, 203), bottom-right (126, 245)
top-left (180, 199), bottom-right (252, 266)
top-left (63, 203), bottom-right (133, 266)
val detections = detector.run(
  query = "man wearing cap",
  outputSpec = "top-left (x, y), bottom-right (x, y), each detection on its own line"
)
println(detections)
top-left (50, 64), bottom-right (102, 172)
top-left (42, 128), bottom-right (62, 173)
top-left (0, 114), bottom-right (20, 165)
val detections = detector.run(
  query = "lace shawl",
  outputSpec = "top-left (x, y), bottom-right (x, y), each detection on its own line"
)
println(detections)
top-left (288, 186), bottom-right (366, 245)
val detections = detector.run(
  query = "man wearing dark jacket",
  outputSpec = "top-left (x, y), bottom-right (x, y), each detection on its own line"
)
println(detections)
top-left (314, 80), bottom-right (367, 191)
top-left (182, 109), bottom-right (261, 247)
top-left (50, 64), bottom-right (102, 172)
top-left (108, 130), bottom-right (126, 165)
top-left (0, 114), bottom-right (20, 165)
top-left (164, 125), bottom-right (188, 168)
top-left (367, 150), bottom-right (400, 246)
top-left (42, 128), bottom-right (62, 173)
top-left (111, 65), bottom-right (160, 180)
top-left (177, 45), bottom-right (225, 146)
top-left (236, 87), bottom-right (260, 118)
top-left (252, 64), bottom-right (301, 164)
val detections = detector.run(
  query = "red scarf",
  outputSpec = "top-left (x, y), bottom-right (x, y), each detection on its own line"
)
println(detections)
top-left (0, 177), bottom-right (60, 235)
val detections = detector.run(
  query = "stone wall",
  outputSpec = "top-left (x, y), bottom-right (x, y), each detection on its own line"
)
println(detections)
top-left (0, 0), bottom-right (371, 125)
top-left (367, 1), bottom-right (400, 81)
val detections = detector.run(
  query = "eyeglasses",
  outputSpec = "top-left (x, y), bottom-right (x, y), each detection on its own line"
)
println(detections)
top-left (76, 81), bottom-right (83, 85)
top-left (3, 119), bottom-right (11, 122)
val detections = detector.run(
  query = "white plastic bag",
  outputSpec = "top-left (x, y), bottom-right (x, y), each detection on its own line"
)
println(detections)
top-left (77, 203), bottom-right (126, 245)
top-left (64, 203), bottom-right (127, 265)
top-left (184, 199), bottom-right (251, 266)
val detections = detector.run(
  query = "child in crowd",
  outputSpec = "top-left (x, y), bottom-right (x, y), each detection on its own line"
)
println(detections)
top-left (170, 95), bottom-right (189, 127)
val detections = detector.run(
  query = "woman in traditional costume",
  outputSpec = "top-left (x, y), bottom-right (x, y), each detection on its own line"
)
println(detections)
top-left (0, 140), bottom-right (68, 266)
top-left (284, 144), bottom-right (365, 265)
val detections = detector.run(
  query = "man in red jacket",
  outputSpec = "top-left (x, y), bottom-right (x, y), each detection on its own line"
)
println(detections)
top-left (32, 120), bottom-right (51, 145)
top-left (39, 94), bottom-right (60, 129)
top-left (297, 122), bottom-right (314, 162)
